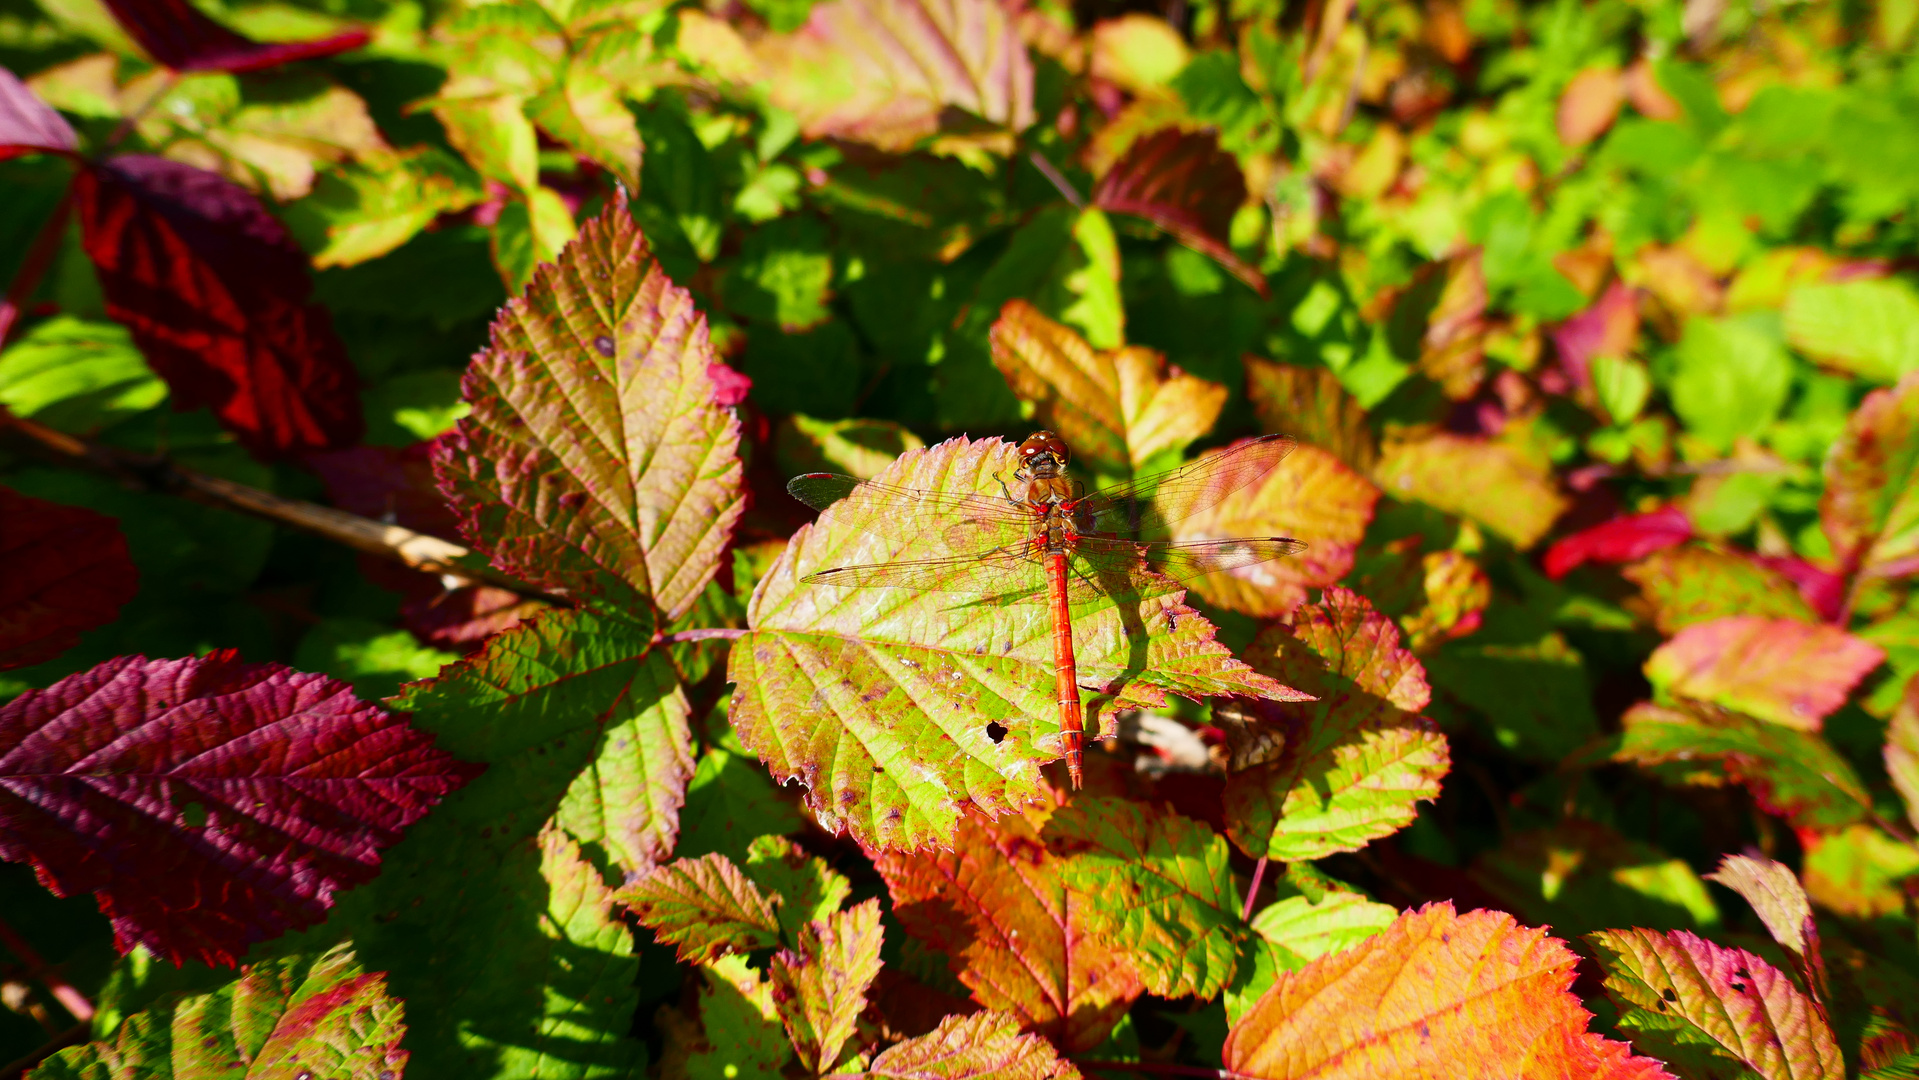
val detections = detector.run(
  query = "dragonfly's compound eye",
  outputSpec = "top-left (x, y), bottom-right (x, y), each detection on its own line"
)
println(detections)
top-left (1019, 431), bottom-right (1069, 465)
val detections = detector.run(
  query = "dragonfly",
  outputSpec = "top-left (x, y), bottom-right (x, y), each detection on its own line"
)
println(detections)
top-left (786, 431), bottom-right (1306, 788)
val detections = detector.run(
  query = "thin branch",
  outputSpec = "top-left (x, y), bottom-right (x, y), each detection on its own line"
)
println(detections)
top-left (659, 628), bottom-right (748, 644)
top-left (0, 192), bottom-right (72, 353)
top-left (0, 915), bottom-right (91, 1024)
top-left (0, 410), bottom-right (561, 605)
top-left (1241, 856), bottom-right (1268, 922)
top-left (1027, 151), bottom-right (1085, 209)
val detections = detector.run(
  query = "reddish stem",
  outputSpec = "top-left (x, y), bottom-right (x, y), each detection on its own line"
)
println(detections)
top-left (1241, 856), bottom-right (1268, 922)
top-left (0, 913), bottom-right (94, 1023)
top-left (659, 628), bottom-right (747, 644)
top-left (0, 191), bottom-right (72, 353)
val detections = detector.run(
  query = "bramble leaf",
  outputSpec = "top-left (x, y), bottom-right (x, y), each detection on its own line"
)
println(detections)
top-left (1222, 588), bottom-right (1450, 861)
top-left (74, 155), bottom-right (365, 458)
top-left (98, 0), bottom-right (368, 72)
top-left (1645, 616), bottom-right (1884, 730)
top-left (1886, 676), bottom-right (1919, 833)
top-left (1707, 854), bottom-right (1818, 963)
top-left (0, 651), bottom-right (473, 966)
top-left (0, 316), bottom-right (168, 434)
top-left (1243, 358), bottom-right (1376, 474)
top-left (1091, 128), bottom-right (1262, 294)
top-left (1615, 702), bottom-right (1873, 830)
top-left (659, 954), bottom-right (791, 1080)
top-left (616, 852), bottom-right (781, 963)
top-left (1822, 373), bottom-right (1919, 578)
top-left (1543, 506), bottom-right (1693, 580)
top-left (865, 1010), bottom-right (1080, 1080)
top-left (433, 194), bottom-right (746, 620)
top-left (1469, 821), bottom-right (1720, 938)
top-left (770, 898), bottom-right (885, 1073)
top-left (743, 834), bottom-right (851, 943)
top-left (989, 301), bottom-right (1226, 477)
top-left (1590, 928), bottom-right (1844, 1080)
top-left (1225, 891), bottom-right (1397, 1025)
top-left (1375, 433), bottom-right (1567, 548)
top-left (0, 66), bottom-right (77, 157)
top-left (757, 0), bottom-right (1034, 152)
top-left (1623, 545), bottom-right (1816, 632)
top-left (1786, 280), bottom-right (1919, 384)
top-left (874, 812), bottom-right (1144, 1052)
top-left (1225, 903), bottom-right (1673, 1080)
top-left (0, 487), bottom-right (138, 671)
top-left (734, 435), bottom-right (1300, 851)
top-left (37, 944), bottom-right (406, 1080)
top-left (1045, 795), bottom-right (1243, 999)
top-left (1170, 442), bottom-right (1379, 618)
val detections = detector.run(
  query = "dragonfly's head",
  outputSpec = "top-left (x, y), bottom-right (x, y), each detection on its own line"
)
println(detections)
top-left (1017, 431), bottom-right (1069, 478)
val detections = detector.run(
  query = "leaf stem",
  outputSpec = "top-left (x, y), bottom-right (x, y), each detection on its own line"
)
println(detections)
top-left (0, 190), bottom-right (72, 353)
top-left (659, 628), bottom-right (747, 643)
top-left (0, 410), bottom-right (561, 604)
top-left (1075, 1060), bottom-right (1258, 1079)
top-left (1027, 150), bottom-right (1085, 209)
top-left (0, 914), bottom-right (93, 1024)
top-left (1241, 856), bottom-right (1267, 922)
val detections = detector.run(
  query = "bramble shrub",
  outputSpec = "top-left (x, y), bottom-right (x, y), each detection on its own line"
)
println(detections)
top-left (1, 0), bottom-right (1918, 1076)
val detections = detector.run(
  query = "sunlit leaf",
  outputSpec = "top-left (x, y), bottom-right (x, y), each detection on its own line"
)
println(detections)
top-left (1669, 314), bottom-right (1794, 449)
top-left (770, 898), bottom-right (884, 1073)
top-left (1543, 506), bottom-right (1693, 580)
top-left (1615, 701), bottom-right (1873, 830)
top-left (865, 1009), bottom-right (1079, 1080)
top-left (734, 435), bottom-right (1299, 851)
top-left (0, 487), bottom-right (138, 671)
top-left (434, 194), bottom-right (745, 619)
top-left (0, 651), bottom-right (475, 965)
top-left (659, 953), bottom-right (791, 1080)
top-left (1707, 854), bottom-right (1824, 1002)
top-left (1645, 616), bottom-right (1884, 730)
top-left (743, 834), bottom-right (851, 943)
top-left (1090, 127), bottom-right (1262, 294)
top-left (527, 64), bottom-right (642, 192)
top-left (0, 315), bottom-right (166, 434)
top-left (776, 415), bottom-right (927, 481)
top-left (1375, 433), bottom-right (1567, 548)
top-left (291, 147), bottom-right (485, 269)
top-left (1802, 823), bottom-right (1919, 921)
top-left (1225, 903), bottom-right (1673, 1080)
top-left (1470, 820), bottom-right (1720, 938)
top-left (617, 852), bottom-right (781, 963)
top-left (1222, 588), bottom-right (1450, 861)
top-left (1243, 358), bottom-right (1376, 475)
top-left (1821, 373), bottom-right (1919, 578)
top-left (989, 300), bottom-right (1223, 476)
top-left (0, 66), bottom-right (78, 158)
top-left (1590, 927), bottom-right (1844, 1080)
top-left (1623, 545), bottom-right (1817, 633)
top-left (1785, 280), bottom-right (1919, 384)
top-left (873, 811), bottom-right (1144, 1052)
top-left (1045, 794), bottom-right (1243, 999)
top-left (1886, 676), bottom-right (1919, 834)
top-left (97, 0), bottom-right (368, 72)
top-left (1558, 64), bottom-right (1623, 146)
top-left (1225, 891), bottom-right (1397, 1025)
top-left (37, 944), bottom-right (406, 1080)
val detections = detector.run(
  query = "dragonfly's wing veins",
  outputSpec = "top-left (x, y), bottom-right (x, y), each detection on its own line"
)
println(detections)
top-left (1077, 434), bottom-right (1297, 536)
top-left (801, 547), bottom-right (1048, 600)
top-left (1060, 536), bottom-right (1307, 603)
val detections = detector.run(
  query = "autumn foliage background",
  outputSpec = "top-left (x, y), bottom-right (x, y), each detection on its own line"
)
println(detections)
top-left (2, 0), bottom-right (1919, 1074)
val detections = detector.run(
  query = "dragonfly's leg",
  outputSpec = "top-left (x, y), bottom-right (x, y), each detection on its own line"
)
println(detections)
top-left (994, 471), bottom-right (1017, 502)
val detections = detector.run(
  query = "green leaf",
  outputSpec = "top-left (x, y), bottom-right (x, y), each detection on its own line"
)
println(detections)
top-left (1644, 616), bottom-right (1884, 730)
top-left (1469, 821), bottom-right (1720, 939)
top-left (774, 415), bottom-right (927, 481)
top-left (865, 1010), bottom-right (1078, 1080)
top-left (1614, 701), bottom-right (1873, 830)
top-left (616, 852), bottom-right (782, 962)
top-left (331, 607), bottom-right (674, 1075)
top-left (433, 90), bottom-right (539, 192)
top-left (1822, 374), bottom-right (1919, 577)
top-left (1045, 795), bottom-right (1244, 999)
top-left (659, 955), bottom-right (791, 1080)
top-left (436, 195), bottom-right (746, 620)
top-left (1885, 676), bottom-right (1919, 833)
top-left (528, 65), bottom-right (642, 192)
top-left (1622, 545), bottom-right (1816, 633)
top-left (1668, 314), bottom-right (1794, 449)
top-left (0, 316), bottom-right (165, 434)
top-left (1224, 891), bottom-right (1396, 1025)
top-left (770, 898), bottom-right (884, 1073)
top-left (1590, 927), bottom-right (1844, 1080)
top-left (734, 436), bottom-right (1300, 851)
top-left (634, 104), bottom-right (724, 262)
top-left (489, 185), bottom-right (578, 294)
top-left (725, 215), bottom-right (834, 331)
top-left (39, 944), bottom-right (406, 1080)
top-left (1785, 280), bottom-right (1919, 384)
top-left (292, 617), bottom-right (459, 702)
top-left (678, 744), bottom-right (808, 866)
top-left (742, 834), bottom-right (851, 944)
top-left (290, 148), bottom-right (485, 269)
top-left (1222, 588), bottom-right (1450, 862)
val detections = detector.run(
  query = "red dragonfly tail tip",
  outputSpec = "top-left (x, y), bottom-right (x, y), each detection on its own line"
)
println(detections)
top-left (1065, 744), bottom-right (1083, 789)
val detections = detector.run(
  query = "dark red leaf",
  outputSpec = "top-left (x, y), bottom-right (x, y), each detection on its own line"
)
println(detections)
top-left (0, 488), bottom-right (138, 671)
top-left (1754, 555), bottom-right (1846, 623)
top-left (1542, 505), bottom-right (1692, 579)
top-left (0, 67), bottom-right (77, 161)
top-left (401, 584), bottom-right (541, 653)
top-left (306, 443), bottom-right (460, 539)
top-left (74, 155), bottom-right (364, 458)
top-left (99, 0), bottom-right (368, 73)
top-left (1091, 128), bottom-right (1266, 296)
top-left (0, 651), bottom-right (478, 965)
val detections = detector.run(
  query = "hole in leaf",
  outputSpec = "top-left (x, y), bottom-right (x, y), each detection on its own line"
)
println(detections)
top-left (985, 722), bottom-right (1008, 743)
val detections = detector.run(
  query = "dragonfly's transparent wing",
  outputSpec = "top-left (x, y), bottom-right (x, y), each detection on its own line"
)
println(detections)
top-left (1060, 536), bottom-right (1307, 602)
top-left (801, 546), bottom-right (1049, 601)
top-left (1075, 434), bottom-right (1297, 537)
top-left (787, 472), bottom-right (1033, 551)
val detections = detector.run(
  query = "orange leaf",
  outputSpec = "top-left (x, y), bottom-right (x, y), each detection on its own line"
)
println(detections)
top-left (1374, 434), bottom-right (1567, 548)
top-left (1644, 616), bottom-right (1884, 730)
top-left (1224, 903), bottom-right (1673, 1080)
top-left (873, 812), bottom-right (1143, 1052)
top-left (1243, 358), bottom-right (1377, 474)
top-left (1557, 65), bottom-right (1624, 146)
top-left (770, 898), bottom-right (885, 1073)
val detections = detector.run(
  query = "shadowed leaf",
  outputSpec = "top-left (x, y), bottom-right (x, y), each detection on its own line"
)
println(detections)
top-left (37, 944), bottom-right (407, 1080)
top-left (98, 0), bottom-right (368, 71)
top-left (743, 834), bottom-right (851, 943)
top-left (1822, 373), bottom-right (1919, 578)
top-left (1225, 903), bottom-right (1673, 1080)
top-left (433, 194), bottom-right (745, 619)
top-left (866, 1010), bottom-right (1081, 1080)
top-left (1623, 545), bottom-right (1816, 633)
top-left (1222, 588), bottom-right (1450, 861)
top-left (1886, 676), bottom-right (1919, 833)
top-left (1045, 795), bottom-right (1243, 999)
top-left (1091, 128), bottom-right (1263, 294)
top-left (770, 898), bottom-right (885, 1073)
top-left (734, 435), bottom-right (1298, 851)
top-left (1645, 616), bottom-right (1884, 730)
top-left (0, 487), bottom-right (138, 671)
top-left (1590, 927), bottom-right (1843, 1080)
top-left (0, 651), bottom-right (476, 966)
top-left (873, 811), bottom-right (1144, 1052)
top-left (989, 301), bottom-right (1226, 477)
top-left (74, 155), bottom-right (365, 458)
top-left (1469, 821), bottom-right (1720, 938)
top-left (1615, 702), bottom-right (1873, 830)
top-left (617, 853), bottom-right (781, 963)
top-left (658, 954), bottom-right (791, 1080)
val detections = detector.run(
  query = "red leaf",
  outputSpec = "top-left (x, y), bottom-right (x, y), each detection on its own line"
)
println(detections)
top-left (0, 651), bottom-right (478, 965)
top-left (306, 443), bottom-right (460, 540)
top-left (99, 0), bottom-right (368, 72)
top-left (1543, 505), bottom-right (1692, 579)
top-left (74, 156), bottom-right (364, 458)
top-left (0, 488), bottom-right (138, 671)
top-left (1091, 128), bottom-right (1265, 295)
top-left (0, 67), bottom-right (77, 161)
top-left (1550, 282), bottom-right (1639, 391)
top-left (1753, 555), bottom-right (1846, 622)
top-left (401, 585), bottom-right (541, 653)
